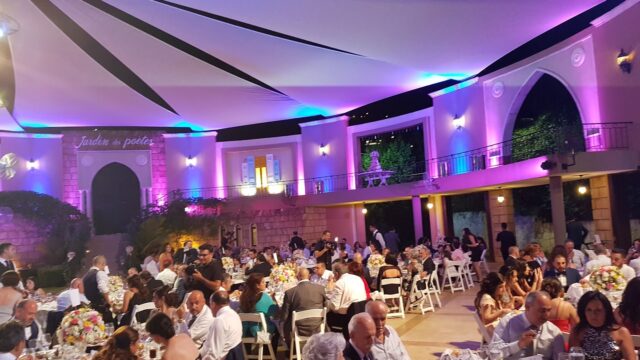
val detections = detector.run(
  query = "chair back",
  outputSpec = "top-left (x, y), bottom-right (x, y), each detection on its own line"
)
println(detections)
top-left (380, 278), bottom-right (402, 295)
top-left (292, 308), bottom-right (326, 334)
top-left (130, 302), bottom-right (156, 326)
top-left (239, 312), bottom-right (269, 333)
top-left (343, 300), bottom-right (369, 339)
top-left (473, 312), bottom-right (492, 343)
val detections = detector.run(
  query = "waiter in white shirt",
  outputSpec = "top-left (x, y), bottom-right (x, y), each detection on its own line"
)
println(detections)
top-left (200, 290), bottom-right (243, 360)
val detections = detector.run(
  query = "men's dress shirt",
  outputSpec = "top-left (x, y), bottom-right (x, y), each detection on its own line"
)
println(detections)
top-left (56, 289), bottom-right (90, 311)
top-left (329, 273), bottom-right (367, 314)
top-left (144, 260), bottom-right (160, 277)
top-left (24, 321), bottom-right (44, 345)
top-left (186, 304), bottom-right (214, 347)
top-left (630, 257), bottom-right (640, 277)
top-left (200, 306), bottom-right (243, 360)
top-left (618, 264), bottom-right (636, 281)
top-left (568, 250), bottom-right (586, 271)
top-left (90, 266), bottom-right (109, 295)
top-left (585, 255), bottom-right (611, 275)
top-left (373, 231), bottom-right (386, 251)
top-left (155, 268), bottom-right (177, 286)
top-left (0, 353), bottom-right (16, 360)
top-left (489, 313), bottom-right (564, 360)
top-left (370, 326), bottom-right (410, 360)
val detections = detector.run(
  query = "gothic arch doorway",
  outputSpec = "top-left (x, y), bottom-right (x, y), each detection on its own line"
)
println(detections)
top-left (91, 162), bottom-right (141, 235)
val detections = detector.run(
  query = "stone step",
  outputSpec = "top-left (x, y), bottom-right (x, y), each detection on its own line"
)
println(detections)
top-left (83, 233), bottom-right (130, 274)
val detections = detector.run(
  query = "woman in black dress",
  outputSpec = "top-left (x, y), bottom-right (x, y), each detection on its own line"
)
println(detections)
top-left (462, 228), bottom-right (484, 282)
top-left (119, 274), bottom-right (152, 327)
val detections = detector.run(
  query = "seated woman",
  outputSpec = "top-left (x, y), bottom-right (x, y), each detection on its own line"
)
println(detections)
top-left (376, 254), bottom-right (402, 295)
top-left (348, 261), bottom-right (372, 300)
top-left (569, 291), bottom-right (635, 360)
top-left (119, 274), bottom-right (152, 327)
top-left (302, 332), bottom-right (346, 360)
top-left (146, 312), bottom-right (199, 360)
top-left (0, 271), bottom-right (24, 323)
top-left (24, 276), bottom-right (46, 299)
top-left (614, 277), bottom-right (640, 335)
top-left (93, 326), bottom-right (140, 360)
top-left (515, 259), bottom-right (541, 293)
top-left (151, 286), bottom-right (185, 331)
top-left (541, 277), bottom-right (578, 333)
top-left (497, 266), bottom-right (523, 309)
top-left (474, 272), bottom-right (511, 338)
top-left (239, 273), bottom-right (279, 348)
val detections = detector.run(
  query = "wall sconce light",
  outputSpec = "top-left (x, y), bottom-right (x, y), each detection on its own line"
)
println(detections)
top-left (617, 49), bottom-right (634, 74)
top-left (577, 185), bottom-right (588, 195)
top-left (497, 195), bottom-right (505, 204)
top-left (452, 114), bottom-right (465, 130)
top-left (426, 202), bottom-right (434, 210)
top-left (185, 155), bottom-right (197, 167)
top-left (361, 203), bottom-right (368, 215)
top-left (26, 158), bottom-right (39, 171)
top-left (319, 143), bottom-right (329, 156)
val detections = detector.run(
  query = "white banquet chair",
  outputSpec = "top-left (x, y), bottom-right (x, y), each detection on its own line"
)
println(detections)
top-left (239, 313), bottom-right (276, 360)
top-left (442, 260), bottom-right (466, 294)
top-left (379, 278), bottom-right (405, 319)
top-left (130, 302), bottom-right (156, 327)
top-left (289, 308), bottom-right (326, 360)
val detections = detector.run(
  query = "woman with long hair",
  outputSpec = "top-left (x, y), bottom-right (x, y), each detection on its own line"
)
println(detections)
top-left (348, 261), bottom-right (371, 300)
top-left (569, 291), bottom-right (635, 360)
top-left (541, 277), bottom-right (578, 333)
top-left (474, 272), bottom-right (511, 337)
top-left (93, 326), bottom-right (140, 360)
top-left (146, 312), bottom-right (198, 360)
top-left (497, 266), bottom-right (523, 309)
top-left (151, 286), bottom-right (185, 329)
top-left (515, 259), bottom-right (541, 293)
top-left (119, 274), bottom-right (152, 327)
top-left (461, 228), bottom-right (484, 282)
top-left (614, 277), bottom-right (640, 335)
top-left (158, 243), bottom-right (174, 272)
top-left (238, 273), bottom-right (279, 346)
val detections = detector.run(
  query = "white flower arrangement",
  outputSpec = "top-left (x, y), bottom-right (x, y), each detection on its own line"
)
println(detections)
top-left (270, 263), bottom-right (297, 287)
top-left (589, 265), bottom-right (626, 292)
top-left (57, 308), bottom-right (106, 345)
top-left (221, 257), bottom-right (234, 271)
top-left (367, 254), bottom-right (385, 277)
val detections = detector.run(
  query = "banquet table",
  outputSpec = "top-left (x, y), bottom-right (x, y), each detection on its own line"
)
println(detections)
top-left (565, 282), bottom-right (623, 308)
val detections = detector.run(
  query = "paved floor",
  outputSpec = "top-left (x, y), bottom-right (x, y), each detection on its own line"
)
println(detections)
top-left (387, 288), bottom-right (481, 359)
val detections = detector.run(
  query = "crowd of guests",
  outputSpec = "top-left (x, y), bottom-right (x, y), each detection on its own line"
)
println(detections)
top-left (474, 226), bottom-right (640, 359)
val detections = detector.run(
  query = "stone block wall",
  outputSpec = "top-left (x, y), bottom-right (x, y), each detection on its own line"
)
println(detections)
top-left (590, 175), bottom-right (614, 248)
top-left (62, 134), bottom-right (80, 208)
top-left (218, 207), bottom-right (327, 249)
top-left (150, 134), bottom-right (167, 204)
top-left (0, 214), bottom-right (48, 266)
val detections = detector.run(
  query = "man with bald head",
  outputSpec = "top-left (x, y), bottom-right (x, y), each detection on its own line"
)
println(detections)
top-left (83, 255), bottom-right (114, 324)
top-left (185, 290), bottom-right (213, 347)
top-left (344, 313), bottom-right (376, 360)
top-left (365, 301), bottom-right (410, 360)
top-left (56, 278), bottom-right (90, 311)
top-left (489, 291), bottom-right (564, 359)
top-left (12, 299), bottom-right (43, 348)
top-left (281, 267), bottom-right (328, 346)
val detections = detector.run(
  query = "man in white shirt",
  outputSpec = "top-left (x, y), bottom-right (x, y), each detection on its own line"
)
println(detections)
top-left (185, 290), bottom-right (214, 347)
top-left (82, 255), bottom-right (113, 324)
top-left (56, 278), bottom-right (90, 311)
top-left (565, 240), bottom-right (586, 273)
top-left (366, 301), bottom-right (410, 360)
top-left (611, 248), bottom-right (636, 281)
top-left (0, 321), bottom-right (26, 360)
top-left (200, 290), bottom-right (243, 360)
top-left (326, 262), bottom-right (367, 331)
top-left (144, 255), bottom-right (160, 277)
top-left (489, 291), bottom-right (564, 359)
top-left (369, 225), bottom-right (386, 251)
top-left (630, 256), bottom-right (640, 277)
top-left (584, 245), bottom-right (611, 275)
top-left (311, 263), bottom-right (333, 283)
top-left (12, 300), bottom-right (44, 349)
top-left (156, 265), bottom-right (177, 287)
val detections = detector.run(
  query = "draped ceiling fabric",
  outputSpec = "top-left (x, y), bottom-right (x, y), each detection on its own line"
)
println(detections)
top-left (0, 0), bottom-right (605, 131)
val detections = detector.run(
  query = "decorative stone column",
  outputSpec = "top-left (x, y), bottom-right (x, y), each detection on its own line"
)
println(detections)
top-left (411, 196), bottom-right (423, 244)
top-left (589, 175), bottom-right (615, 248)
top-left (428, 195), bottom-right (446, 246)
top-left (487, 189), bottom-right (515, 262)
top-left (550, 176), bottom-right (567, 246)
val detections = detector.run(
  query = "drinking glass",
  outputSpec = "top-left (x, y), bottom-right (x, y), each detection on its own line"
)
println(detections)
top-left (569, 346), bottom-right (585, 360)
top-left (105, 323), bottom-right (115, 338)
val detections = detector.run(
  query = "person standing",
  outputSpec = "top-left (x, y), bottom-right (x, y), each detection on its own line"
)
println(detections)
top-left (82, 255), bottom-right (114, 325)
top-left (185, 244), bottom-right (225, 302)
top-left (496, 223), bottom-right (516, 264)
top-left (369, 225), bottom-right (386, 250)
top-left (0, 243), bottom-right (17, 274)
top-left (174, 241), bottom-right (198, 265)
top-left (289, 231), bottom-right (305, 252)
top-left (314, 231), bottom-right (334, 269)
top-left (566, 219), bottom-right (588, 251)
top-left (383, 228), bottom-right (400, 255)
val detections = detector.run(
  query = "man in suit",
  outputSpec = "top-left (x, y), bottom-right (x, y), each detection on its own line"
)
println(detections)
top-left (245, 254), bottom-right (272, 277)
top-left (0, 243), bottom-right (17, 274)
top-left (505, 246), bottom-right (520, 269)
top-left (496, 223), bottom-right (517, 263)
top-left (343, 313), bottom-right (376, 360)
top-left (543, 254), bottom-right (580, 291)
top-left (185, 290), bottom-right (214, 347)
top-left (281, 267), bottom-right (328, 346)
top-left (383, 228), bottom-right (400, 254)
top-left (174, 240), bottom-right (198, 265)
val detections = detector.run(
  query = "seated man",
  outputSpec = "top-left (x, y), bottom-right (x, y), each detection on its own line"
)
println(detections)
top-left (543, 254), bottom-right (580, 291)
top-left (57, 278), bottom-right (90, 311)
top-left (245, 254), bottom-right (272, 277)
top-left (311, 263), bottom-right (333, 283)
top-left (185, 291), bottom-right (214, 347)
top-left (489, 291), bottom-right (564, 359)
top-left (584, 244), bottom-right (611, 275)
top-left (200, 290), bottom-right (243, 360)
top-left (366, 301), bottom-right (411, 360)
top-left (343, 313), bottom-right (376, 360)
top-left (564, 240), bottom-right (585, 273)
top-left (326, 262), bottom-right (367, 330)
top-left (12, 299), bottom-right (44, 348)
top-left (281, 268), bottom-right (328, 346)
top-left (610, 248), bottom-right (636, 281)
top-left (0, 321), bottom-right (26, 359)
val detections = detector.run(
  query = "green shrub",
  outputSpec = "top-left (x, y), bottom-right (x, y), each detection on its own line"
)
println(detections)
top-left (37, 265), bottom-right (66, 288)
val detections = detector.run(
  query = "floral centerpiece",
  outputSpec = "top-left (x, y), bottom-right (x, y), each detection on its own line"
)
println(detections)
top-left (367, 254), bottom-right (385, 277)
top-left (57, 308), bottom-right (106, 345)
top-left (270, 263), bottom-right (297, 290)
top-left (221, 257), bottom-right (234, 272)
top-left (589, 266), bottom-right (626, 292)
top-left (108, 276), bottom-right (125, 311)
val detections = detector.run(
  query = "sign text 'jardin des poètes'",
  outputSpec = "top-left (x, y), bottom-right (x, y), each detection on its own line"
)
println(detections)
top-left (72, 131), bottom-right (154, 151)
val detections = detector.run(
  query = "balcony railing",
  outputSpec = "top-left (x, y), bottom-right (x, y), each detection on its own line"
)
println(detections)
top-left (165, 122), bottom-right (630, 202)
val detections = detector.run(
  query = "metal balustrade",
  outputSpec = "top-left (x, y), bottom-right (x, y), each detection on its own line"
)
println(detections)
top-left (162, 122), bottom-right (631, 203)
